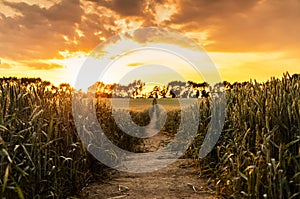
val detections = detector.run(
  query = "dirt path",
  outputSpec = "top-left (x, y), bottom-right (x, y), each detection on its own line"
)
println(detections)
top-left (80, 106), bottom-right (215, 198)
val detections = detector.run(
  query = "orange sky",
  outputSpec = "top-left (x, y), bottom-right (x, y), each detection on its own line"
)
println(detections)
top-left (0, 0), bottom-right (299, 86)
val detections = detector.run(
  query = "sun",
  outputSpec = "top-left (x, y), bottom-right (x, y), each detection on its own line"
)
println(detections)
top-left (49, 51), bottom-right (88, 86)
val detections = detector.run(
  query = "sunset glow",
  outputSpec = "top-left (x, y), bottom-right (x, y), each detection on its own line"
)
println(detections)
top-left (0, 0), bottom-right (299, 86)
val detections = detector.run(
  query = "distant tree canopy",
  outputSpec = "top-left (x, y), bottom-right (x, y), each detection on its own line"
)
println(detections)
top-left (0, 77), bottom-right (43, 85)
top-left (0, 77), bottom-right (53, 87)
top-left (88, 79), bottom-right (213, 99)
top-left (88, 80), bottom-right (145, 98)
top-left (187, 80), bottom-right (208, 88)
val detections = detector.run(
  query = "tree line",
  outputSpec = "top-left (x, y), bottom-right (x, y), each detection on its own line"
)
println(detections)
top-left (2, 74), bottom-right (299, 99)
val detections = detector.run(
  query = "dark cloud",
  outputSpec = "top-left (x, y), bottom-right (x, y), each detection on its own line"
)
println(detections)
top-left (85, 0), bottom-right (170, 27)
top-left (171, 0), bottom-right (258, 24)
top-left (45, 0), bottom-right (82, 22)
top-left (0, 0), bottom-right (83, 61)
top-left (106, 0), bottom-right (147, 16)
top-left (89, 0), bottom-right (148, 16)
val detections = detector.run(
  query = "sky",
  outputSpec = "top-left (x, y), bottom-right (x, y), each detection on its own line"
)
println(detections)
top-left (0, 0), bottom-right (299, 87)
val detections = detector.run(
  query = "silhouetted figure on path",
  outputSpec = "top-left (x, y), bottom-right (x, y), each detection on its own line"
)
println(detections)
top-left (152, 93), bottom-right (158, 106)
top-left (152, 98), bottom-right (157, 105)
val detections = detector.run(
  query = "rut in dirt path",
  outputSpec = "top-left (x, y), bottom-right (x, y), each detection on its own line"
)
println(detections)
top-left (81, 105), bottom-right (215, 199)
top-left (114, 104), bottom-right (180, 173)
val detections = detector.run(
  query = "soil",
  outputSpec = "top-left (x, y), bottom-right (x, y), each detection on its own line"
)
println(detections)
top-left (80, 106), bottom-right (215, 199)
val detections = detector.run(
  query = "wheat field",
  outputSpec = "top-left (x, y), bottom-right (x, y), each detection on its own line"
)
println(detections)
top-left (0, 73), bottom-right (299, 198)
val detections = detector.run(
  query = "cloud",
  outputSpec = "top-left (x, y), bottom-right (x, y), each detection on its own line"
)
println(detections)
top-left (0, 0), bottom-right (172, 68)
top-left (0, 62), bottom-right (11, 69)
top-left (207, 0), bottom-right (300, 52)
top-left (171, 0), bottom-right (257, 24)
top-left (21, 60), bottom-right (64, 70)
top-left (166, 0), bottom-right (300, 52)
top-left (45, 0), bottom-right (82, 22)
top-left (0, 0), bottom-right (121, 70)
top-left (0, 0), bottom-right (82, 61)
top-left (127, 62), bottom-right (144, 67)
top-left (86, 0), bottom-right (172, 27)
top-left (92, 0), bottom-right (148, 17)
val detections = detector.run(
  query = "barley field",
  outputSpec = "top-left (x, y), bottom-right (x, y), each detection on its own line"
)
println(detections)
top-left (0, 73), bottom-right (299, 198)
